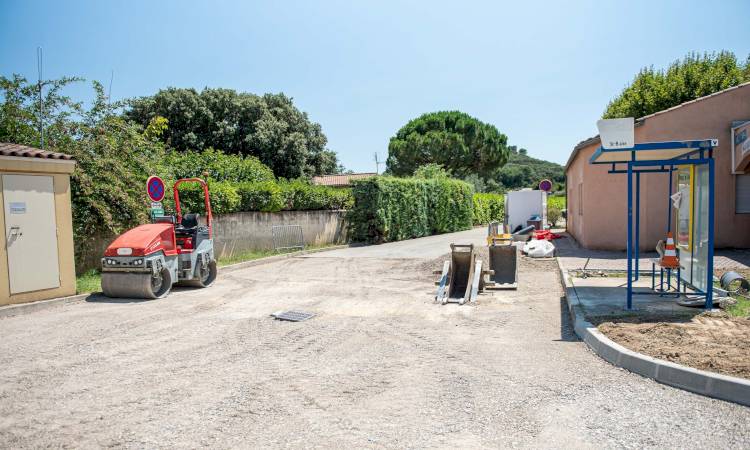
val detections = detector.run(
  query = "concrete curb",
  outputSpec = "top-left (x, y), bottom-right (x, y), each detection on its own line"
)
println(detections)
top-left (557, 257), bottom-right (750, 407)
top-left (0, 245), bottom-right (350, 318)
top-left (0, 293), bottom-right (95, 319)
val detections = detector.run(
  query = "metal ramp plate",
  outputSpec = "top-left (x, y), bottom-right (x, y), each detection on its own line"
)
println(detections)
top-left (271, 310), bottom-right (316, 322)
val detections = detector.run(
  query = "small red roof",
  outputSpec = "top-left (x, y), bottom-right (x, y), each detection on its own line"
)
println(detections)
top-left (312, 173), bottom-right (376, 187)
top-left (0, 142), bottom-right (74, 160)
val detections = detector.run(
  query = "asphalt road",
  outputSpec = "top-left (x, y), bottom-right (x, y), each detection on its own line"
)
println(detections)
top-left (1, 228), bottom-right (748, 449)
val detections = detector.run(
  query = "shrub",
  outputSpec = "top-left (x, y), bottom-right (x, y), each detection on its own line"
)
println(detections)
top-left (548, 206), bottom-right (562, 227)
top-left (473, 193), bottom-right (504, 225)
top-left (349, 176), bottom-right (473, 243)
top-left (176, 180), bottom-right (241, 215)
top-left (237, 181), bottom-right (284, 212)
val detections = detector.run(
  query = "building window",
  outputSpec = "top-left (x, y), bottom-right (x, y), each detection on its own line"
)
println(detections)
top-left (578, 183), bottom-right (583, 215)
top-left (737, 173), bottom-right (750, 214)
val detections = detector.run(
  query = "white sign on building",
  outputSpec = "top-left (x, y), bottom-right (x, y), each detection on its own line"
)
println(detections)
top-left (597, 118), bottom-right (635, 149)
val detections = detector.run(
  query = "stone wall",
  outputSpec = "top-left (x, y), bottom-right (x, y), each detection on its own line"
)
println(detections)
top-left (211, 210), bottom-right (348, 257)
top-left (77, 210), bottom-right (348, 274)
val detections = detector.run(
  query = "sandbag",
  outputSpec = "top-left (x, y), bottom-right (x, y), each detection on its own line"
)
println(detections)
top-left (522, 239), bottom-right (555, 258)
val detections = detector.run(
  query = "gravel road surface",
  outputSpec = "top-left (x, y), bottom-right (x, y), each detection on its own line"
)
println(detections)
top-left (1, 228), bottom-right (749, 448)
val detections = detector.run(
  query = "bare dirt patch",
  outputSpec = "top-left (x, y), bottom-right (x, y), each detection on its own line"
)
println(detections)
top-left (598, 312), bottom-right (750, 379)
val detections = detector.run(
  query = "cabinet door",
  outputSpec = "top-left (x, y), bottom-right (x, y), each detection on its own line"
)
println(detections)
top-left (3, 175), bottom-right (60, 294)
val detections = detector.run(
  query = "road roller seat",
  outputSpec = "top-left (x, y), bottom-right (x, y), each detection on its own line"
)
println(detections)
top-left (180, 213), bottom-right (199, 231)
top-left (175, 213), bottom-right (199, 238)
top-left (176, 213), bottom-right (209, 249)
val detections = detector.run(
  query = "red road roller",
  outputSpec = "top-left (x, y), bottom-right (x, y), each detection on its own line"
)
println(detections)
top-left (101, 177), bottom-right (218, 299)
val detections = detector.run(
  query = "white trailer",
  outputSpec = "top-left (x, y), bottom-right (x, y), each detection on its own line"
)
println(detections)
top-left (505, 189), bottom-right (547, 233)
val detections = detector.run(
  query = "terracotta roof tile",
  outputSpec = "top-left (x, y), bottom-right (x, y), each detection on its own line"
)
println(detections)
top-left (0, 142), bottom-right (75, 160)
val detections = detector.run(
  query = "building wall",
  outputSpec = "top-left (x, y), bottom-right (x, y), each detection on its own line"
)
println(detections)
top-left (78, 210), bottom-right (348, 273)
top-left (0, 157), bottom-right (77, 305)
top-left (566, 84), bottom-right (750, 250)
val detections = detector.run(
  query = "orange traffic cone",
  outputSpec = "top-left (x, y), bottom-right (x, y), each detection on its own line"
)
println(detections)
top-left (660, 232), bottom-right (680, 269)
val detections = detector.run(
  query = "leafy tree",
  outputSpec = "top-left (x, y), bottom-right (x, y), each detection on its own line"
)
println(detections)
top-left (164, 148), bottom-right (275, 183)
top-left (463, 173), bottom-right (487, 193)
top-left (0, 74), bottom-right (83, 147)
top-left (0, 75), bottom-right (169, 270)
top-left (413, 163), bottom-right (451, 179)
top-left (386, 111), bottom-right (509, 179)
top-left (125, 87), bottom-right (338, 178)
top-left (603, 51), bottom-right (750, 119)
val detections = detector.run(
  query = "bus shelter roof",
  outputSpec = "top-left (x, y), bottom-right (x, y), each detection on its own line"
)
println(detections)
top-left (589, 139), bottom-right (718, 165)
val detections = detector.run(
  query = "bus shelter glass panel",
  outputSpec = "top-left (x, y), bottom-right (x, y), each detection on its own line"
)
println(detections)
top-left (691, 164), bottom-right (710, 293)
top-left (675, 167), bottom-right (692, 250)
top-left (675, 166), bottom-right (693, 283)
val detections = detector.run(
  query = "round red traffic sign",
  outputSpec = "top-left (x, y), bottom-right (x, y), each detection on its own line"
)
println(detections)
top-left (146, 176), bottom-right (166, 202)
top-left (539, 179), bottom-right (553, 193)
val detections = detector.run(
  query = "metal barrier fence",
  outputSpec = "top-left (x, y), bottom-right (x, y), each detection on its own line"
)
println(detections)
top-left (272, 225), bottom-right (305, 251)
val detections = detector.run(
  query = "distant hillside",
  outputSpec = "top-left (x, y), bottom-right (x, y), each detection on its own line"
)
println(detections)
top-left (470, 146), bottom-right (564, 193)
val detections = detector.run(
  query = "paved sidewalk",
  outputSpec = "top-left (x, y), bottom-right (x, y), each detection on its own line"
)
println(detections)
top-left (557, 233), bottom-right (750, 272)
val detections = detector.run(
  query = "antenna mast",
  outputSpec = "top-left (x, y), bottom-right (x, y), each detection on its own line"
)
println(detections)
top-left (374, 152), bottom-right (385, 174)
top-left (37, 47), bottom-right (44, 149)
top-left (108, 69), bottom-right (114, 105)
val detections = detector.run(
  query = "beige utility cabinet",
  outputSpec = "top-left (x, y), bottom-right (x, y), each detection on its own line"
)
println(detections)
top-left (0, 143), bottom-right (76, 305)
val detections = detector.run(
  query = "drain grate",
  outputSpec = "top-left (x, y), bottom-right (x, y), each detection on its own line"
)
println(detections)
top-left (271, 310), bottom-right (316, 322)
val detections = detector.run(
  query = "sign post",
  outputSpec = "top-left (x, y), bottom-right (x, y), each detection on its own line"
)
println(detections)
top-left (146, 176), bottom-right (166, 219)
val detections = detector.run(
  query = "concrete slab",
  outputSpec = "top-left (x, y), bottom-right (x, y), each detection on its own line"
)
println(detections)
top-left (570, 276), bottom-right (698, 319)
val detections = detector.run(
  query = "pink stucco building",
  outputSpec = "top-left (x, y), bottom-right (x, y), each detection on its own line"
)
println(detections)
top-left (565, 82), bottom-right (750, 250)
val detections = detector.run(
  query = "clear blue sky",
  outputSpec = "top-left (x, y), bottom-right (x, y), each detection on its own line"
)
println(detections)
top-left (2, 0), bottom-right (749, 171)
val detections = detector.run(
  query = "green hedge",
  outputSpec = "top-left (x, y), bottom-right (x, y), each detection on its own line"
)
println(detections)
top-left (472, 193), bottom-right (505, 225)
top-left (349, 177), bottom-right (473, 243)
top-left (173, 179), bottom-right (352, 215)
top-left (175, 180), bottom-right (241, 215)
top-left (238, 181), bottom-right (284, 212)
top-left (279, 179), bottom-right (354, 211)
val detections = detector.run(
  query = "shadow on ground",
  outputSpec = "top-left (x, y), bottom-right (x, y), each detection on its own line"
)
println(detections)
top-left (557, 296), bottom-right (580, 342)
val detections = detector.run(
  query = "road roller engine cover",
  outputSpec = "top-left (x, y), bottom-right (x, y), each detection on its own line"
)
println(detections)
top-left (101, 177), bottom-right (218, 299)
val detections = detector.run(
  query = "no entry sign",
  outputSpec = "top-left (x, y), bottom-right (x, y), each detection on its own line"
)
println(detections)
top-left (146, 176), bottom-right (166, 202)
top-left (539, 179), bottom-right (553, 193)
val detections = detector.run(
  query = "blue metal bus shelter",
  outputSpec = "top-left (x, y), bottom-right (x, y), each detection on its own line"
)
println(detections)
top-left (589, 139), bottom-right (717, 310)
